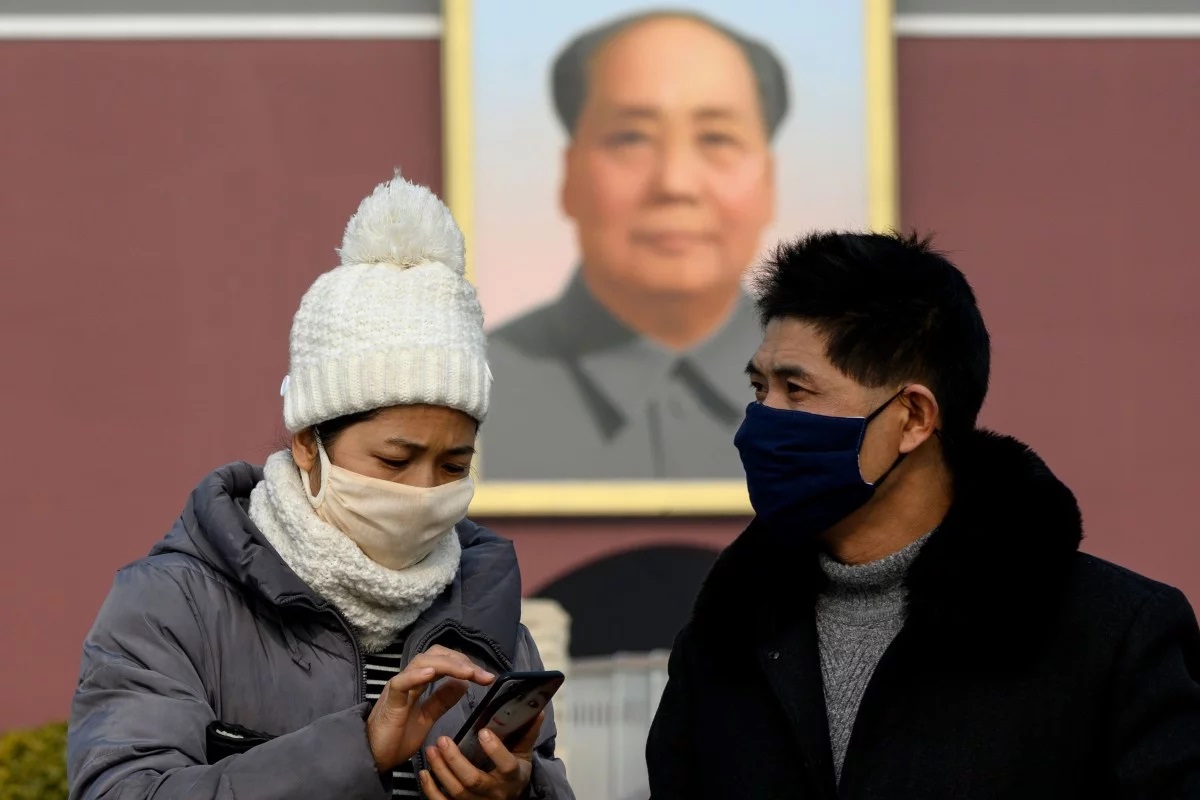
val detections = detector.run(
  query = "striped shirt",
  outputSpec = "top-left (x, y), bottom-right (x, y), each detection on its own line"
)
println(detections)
top-left (364, 638), bottom-right (420, 798)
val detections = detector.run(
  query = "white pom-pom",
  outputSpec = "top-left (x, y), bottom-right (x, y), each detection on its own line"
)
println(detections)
top-left (338, 172), bottom-right (465, 274)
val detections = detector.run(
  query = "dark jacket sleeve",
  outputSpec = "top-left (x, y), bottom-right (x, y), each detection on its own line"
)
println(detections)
top-left (645, 625), bottom-right (700, 799)
top-left (68, 563), bottom-right (387, 800)
top-left (1110, 585), bottom-right (1200, 797)
top-left (512, 624), bottom-right (575, 800)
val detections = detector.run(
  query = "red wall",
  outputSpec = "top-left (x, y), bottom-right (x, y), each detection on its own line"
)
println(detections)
top-left (0, 39), bottom-right (442, 729)
top-left (3, 34), bottom-right (1198, 731)
top-left (897, 38), bottom-right (1200, 604)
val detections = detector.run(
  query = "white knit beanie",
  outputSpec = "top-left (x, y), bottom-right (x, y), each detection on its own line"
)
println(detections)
top-left (281, 174), bottom-right (490, 432)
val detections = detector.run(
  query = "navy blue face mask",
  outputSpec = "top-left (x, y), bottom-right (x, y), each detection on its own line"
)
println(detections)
top-left (733, 391), bottom-right (907, 535)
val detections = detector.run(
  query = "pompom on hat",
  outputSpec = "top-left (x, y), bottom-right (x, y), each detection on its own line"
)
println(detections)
top-left (281, 173), bottom-right (490, 432)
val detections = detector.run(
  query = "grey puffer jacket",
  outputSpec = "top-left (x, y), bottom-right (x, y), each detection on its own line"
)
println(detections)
top-left (67, 462), bottom-right (573, 800)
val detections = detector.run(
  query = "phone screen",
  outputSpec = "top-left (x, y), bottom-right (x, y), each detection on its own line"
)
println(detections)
top-left (453, 671), bottom-right (563, 770)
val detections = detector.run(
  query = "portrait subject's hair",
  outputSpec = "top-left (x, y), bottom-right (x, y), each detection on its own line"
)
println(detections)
top-left (754, 231), bottom-right (992, 443)
top-left (550, 9), bottom-right (790, 140)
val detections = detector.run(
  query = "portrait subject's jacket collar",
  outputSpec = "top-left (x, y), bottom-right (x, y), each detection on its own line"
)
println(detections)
top-left (547, 268), bottom-right (757, 439)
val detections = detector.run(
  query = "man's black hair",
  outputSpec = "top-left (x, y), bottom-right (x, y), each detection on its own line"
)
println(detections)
top-left (753, 231), bottom-right (991, 444)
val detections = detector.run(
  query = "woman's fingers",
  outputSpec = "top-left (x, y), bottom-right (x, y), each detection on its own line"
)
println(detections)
top-left (425, 743), bottom-right (471, 797)
top-left (412, 679), bottom-right (470, 730)
top-left (408, 650), bottom-right (496, 687)
top-left (384, 667), bottom-right (437, 696)
top-left (477, 728), bottom-right (523, 780)
top-left (371, 667), bottom-right (436, 726)
top-left (418, 768), bottom-right (453, 800)
top-left (438, 737), bottom-right (489, 787)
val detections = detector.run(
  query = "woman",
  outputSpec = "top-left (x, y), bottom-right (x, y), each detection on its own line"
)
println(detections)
top-left (67, 176), bottom-right (573, 800)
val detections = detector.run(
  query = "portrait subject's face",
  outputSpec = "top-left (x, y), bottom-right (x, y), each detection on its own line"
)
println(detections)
top-left (561, 16), bottom-right (776, 302)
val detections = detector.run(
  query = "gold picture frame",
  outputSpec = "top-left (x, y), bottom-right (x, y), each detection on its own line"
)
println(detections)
top-left (441, 0), bottom-right (898, 516)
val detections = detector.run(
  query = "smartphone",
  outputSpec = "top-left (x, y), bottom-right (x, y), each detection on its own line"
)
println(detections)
top-left (452, 670), bottom-right (564, 770)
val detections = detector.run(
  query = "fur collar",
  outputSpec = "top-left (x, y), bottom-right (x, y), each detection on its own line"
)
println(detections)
top-left (692, 430), bottom-right (1083, 654)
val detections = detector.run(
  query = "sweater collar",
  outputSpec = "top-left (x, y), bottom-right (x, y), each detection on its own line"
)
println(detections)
top-left (818, 530), bottom-right (933, 596)
top-left (816, 531), bottom-right (933, 626)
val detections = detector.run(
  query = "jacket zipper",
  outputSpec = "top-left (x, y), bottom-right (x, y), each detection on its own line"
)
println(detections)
top-left (282, 596), bottom-right (420, 793)
top-left (278, 600), bottom-right (515, 798)
top-left (409, 619), bottom-right (516, 795)
top-left (277, 594), bottom-right (365, 703)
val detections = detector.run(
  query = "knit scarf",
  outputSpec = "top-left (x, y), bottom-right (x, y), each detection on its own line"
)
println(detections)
top-left (249, 451), bottom-right (461, 652)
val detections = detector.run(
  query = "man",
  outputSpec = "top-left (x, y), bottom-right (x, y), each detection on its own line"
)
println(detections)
top-left (646, 232), bottom-right (1200, 798)
top-left (485, 11), bottom-right (787, 480)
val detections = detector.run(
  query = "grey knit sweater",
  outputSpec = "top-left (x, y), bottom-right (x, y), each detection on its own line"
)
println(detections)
top-left (815, 533), bottom-right (932, 782)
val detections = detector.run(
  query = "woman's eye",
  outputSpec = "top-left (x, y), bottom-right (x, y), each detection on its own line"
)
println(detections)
top-left (443, 464), bottom-right (467, 475)
top-left (380, 458), bottom-right (409, 469)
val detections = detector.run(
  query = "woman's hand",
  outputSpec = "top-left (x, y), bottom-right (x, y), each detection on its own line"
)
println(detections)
top-left (366, 645), bottom-right (495, 772)
top-left (419, 713), bottom-right (545, 800)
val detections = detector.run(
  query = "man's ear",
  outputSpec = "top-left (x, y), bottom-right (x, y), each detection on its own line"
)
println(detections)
top-left (763, 150), bottom-right (777, 226)
top-left (560, 144), bottom-right (581, 221)
top-left (898, 385), bottom-right (940, 455)
top-left (291, 429), bottom-right (321, 494)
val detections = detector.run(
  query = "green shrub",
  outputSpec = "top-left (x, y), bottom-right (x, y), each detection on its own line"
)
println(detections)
top-left (0, 722), bottom-right (68, 800)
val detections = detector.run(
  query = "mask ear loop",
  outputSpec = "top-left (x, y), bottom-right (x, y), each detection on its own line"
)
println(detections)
top-left (301, 434), bottom-right (332, 509)
top-left (864, 386), bottom-right (910, 424)
top-left (863, 386), bottom-right (913, 488)
top-left (870, 451), bottom-right (908, 488)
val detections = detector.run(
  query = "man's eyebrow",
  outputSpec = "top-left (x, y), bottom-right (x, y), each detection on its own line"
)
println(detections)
top-left (608, 106), bottom-right (747, 122)
top-left (608, 105), bottom-right (660, 121)
top-left (693, 107), bottom-right (741, 121)
top-left (745, 360), bottom-right (815, 383)
top-left (444, 445), bottom-right (477, 457)
top-left (774, 363), bottom-right (814, 382)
